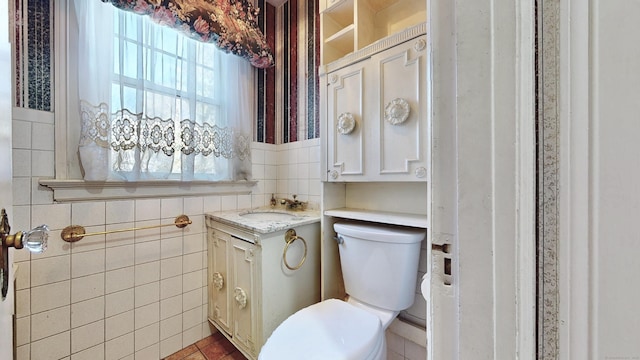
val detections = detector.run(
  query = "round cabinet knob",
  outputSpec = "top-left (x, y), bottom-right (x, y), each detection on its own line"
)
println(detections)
top-left (329, 170), bottom-right (339, 180)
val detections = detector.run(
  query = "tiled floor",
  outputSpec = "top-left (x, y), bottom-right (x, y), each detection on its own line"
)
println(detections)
top-left (163, 332), bottom-right (248, 360)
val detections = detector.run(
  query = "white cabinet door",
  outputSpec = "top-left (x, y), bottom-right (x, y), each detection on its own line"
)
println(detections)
top-left (326, 60), bottom-right (366, 181)
top-left (325, 35), bottom-right (428, 182)
top-left (231, 237), bottom-right (259, 357)
top-left (209, 228), bottom-right (232, 334)
top-left (372, 36), bottom-right (428, 181)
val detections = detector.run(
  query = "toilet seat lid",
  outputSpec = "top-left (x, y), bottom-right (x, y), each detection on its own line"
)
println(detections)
top-left (259, 299), bottom-right (383, 360)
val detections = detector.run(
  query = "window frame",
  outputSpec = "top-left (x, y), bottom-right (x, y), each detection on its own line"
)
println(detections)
top-left (44, 0), bottom-right (255, 202)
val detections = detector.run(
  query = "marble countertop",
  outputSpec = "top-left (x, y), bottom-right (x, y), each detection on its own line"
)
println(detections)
top-left (206, 207), bottom-right (321, 234)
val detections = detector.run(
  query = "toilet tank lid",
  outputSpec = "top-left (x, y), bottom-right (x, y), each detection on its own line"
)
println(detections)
top-left (334, 222), bottom-right (426, 244)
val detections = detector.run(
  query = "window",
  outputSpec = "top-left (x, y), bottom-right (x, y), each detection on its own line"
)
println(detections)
top-left (74, 0), bottom-right (253, 182)
top-left (109, 10), bottom-right (227, 180)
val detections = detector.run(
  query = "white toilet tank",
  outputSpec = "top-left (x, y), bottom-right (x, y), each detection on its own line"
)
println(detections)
top-left (333, 222), bottom-right (425, 311)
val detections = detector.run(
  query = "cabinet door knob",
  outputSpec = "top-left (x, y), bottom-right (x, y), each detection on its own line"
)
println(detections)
top-left (234, 287), bottom-right (248, 309)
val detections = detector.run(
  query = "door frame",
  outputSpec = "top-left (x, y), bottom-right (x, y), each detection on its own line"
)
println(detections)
top-left (0, 0), bottom-right (14, 359)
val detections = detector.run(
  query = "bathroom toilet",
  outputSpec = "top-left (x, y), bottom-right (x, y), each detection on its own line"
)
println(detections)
top-left (259, 221), bottom-right (425, 360)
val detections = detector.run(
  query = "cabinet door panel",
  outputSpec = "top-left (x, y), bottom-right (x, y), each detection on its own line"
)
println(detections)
top-left (231, 238), bottom-right (259, 357)
top-left (374, 37), bottom-right (427, 180)
top-left (327, 63), bottom-right (366, 181)
top-left (210, 229), bottom-right (232, 334)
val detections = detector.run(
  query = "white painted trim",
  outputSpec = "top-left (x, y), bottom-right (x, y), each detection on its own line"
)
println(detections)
top-left (425, 0), bottom-right (456, 358)
top-left (39, 179), bottom-right (256, 202)
top-left (53, 0), bottom-right (69, 179)
top-left (558, 0), bottom-right (591, 358)
top-left (0, 2), bottom-right (14, 359)
top-left (515, 0), bottom-right (537, 358)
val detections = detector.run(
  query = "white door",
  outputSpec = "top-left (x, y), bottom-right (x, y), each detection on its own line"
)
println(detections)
top-left (427, 0), bottom-right (536, 358)
top-left (0, 0), bottom-right (15, 359)
top-left (560, 1), bottom-right (640, 358)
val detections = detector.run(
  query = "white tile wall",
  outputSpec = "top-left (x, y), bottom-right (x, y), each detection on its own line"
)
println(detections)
top-left (12, 110), bottom-right (221, 359)
top-left (12, 115), bottom-right (424, 360)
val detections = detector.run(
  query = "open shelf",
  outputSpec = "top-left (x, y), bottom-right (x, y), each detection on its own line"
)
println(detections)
top-left (320, 0), bottom-right (426, 65)
top-left (324, 207), bottom-right (428, 228)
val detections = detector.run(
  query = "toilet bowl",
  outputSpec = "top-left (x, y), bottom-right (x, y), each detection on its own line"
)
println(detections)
top-left (258, 299), bottom-right (386, 360)
top-left (259, 221), bottom-right (425, 360)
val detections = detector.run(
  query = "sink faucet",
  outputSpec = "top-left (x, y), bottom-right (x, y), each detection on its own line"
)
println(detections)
top-left (279, 195), bottom-right (307, 210)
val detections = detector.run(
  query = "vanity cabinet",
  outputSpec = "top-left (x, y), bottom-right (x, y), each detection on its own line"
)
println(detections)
top-left (324, 34), bottom-right (428, 182)
top-left (206, 216), bottom-right (320, 360)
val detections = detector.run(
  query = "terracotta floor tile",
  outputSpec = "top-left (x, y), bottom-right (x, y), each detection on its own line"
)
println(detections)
top-left (211, 331), bottom-right (227, 342)
top-left (164, 344), bottom-right (199, 360)
top-left (220, 351), bottom-right (248, 360)
top-left (201, 343), bottom-right (233, 360)
top-left (195, 335), bottom-right (217, 350)
top-left (184, 351), bottom-right (207, 360)
top-left (217, 337), bottom-right (239, 354)
top-left (164, 331), bottom-right (248, 360)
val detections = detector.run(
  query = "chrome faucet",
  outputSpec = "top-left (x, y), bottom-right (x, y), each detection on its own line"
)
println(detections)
top-left (279, 195), bottom-right (307, 210)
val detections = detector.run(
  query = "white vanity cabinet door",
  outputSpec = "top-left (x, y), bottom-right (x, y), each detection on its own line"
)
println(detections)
top-left (208, 227), bottom-right (232, 335)
top-left (371, 35), bottom-right (428, 181)
top-left (230, 237), bottom-right (260, 357)
top-left (208, 226), bottom-right (261, 359)
top-left (326, 60), bottom-right (367, 182)
top-left (325, 35), bottom-right (428, 182)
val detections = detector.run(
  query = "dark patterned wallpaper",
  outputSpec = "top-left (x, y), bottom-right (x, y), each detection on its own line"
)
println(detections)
top-left (15, 0), bottom-right (53, 111)
top-left (255, 0), bottom-right (320, 144)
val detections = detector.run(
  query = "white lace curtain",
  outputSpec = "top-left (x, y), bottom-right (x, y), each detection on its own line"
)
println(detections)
top-left (74, 0), bottom-right (253, 181)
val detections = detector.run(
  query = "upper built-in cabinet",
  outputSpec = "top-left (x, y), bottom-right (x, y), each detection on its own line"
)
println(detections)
top-left (323, 34), bottom-right (427, 182)
top-left (320, 0), bottom-right (427, 64)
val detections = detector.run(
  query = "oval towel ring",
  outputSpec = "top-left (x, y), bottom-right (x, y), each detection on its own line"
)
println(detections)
top-left (283, 229), bottom-right (307, 271)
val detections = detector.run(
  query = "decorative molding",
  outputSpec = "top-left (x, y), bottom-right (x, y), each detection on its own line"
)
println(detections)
top-left (212, 272), bottom-right (224, 291)
top-left (415, 167), bottom-right (427, 179)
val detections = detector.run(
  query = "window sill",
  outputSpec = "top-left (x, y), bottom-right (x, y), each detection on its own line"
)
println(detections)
top-left (39, 179), bottom-right (257, 202)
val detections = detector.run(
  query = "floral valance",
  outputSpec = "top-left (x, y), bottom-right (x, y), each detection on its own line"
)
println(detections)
top-left (101, 0), bottom-right (274, 68)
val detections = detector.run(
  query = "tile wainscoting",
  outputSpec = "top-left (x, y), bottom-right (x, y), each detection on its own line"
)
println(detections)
top-left (12, 127), bottom-right (423, 359)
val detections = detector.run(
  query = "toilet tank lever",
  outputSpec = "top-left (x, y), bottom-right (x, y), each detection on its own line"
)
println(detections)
top-left (333, 235), bottom-right (344, 244)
